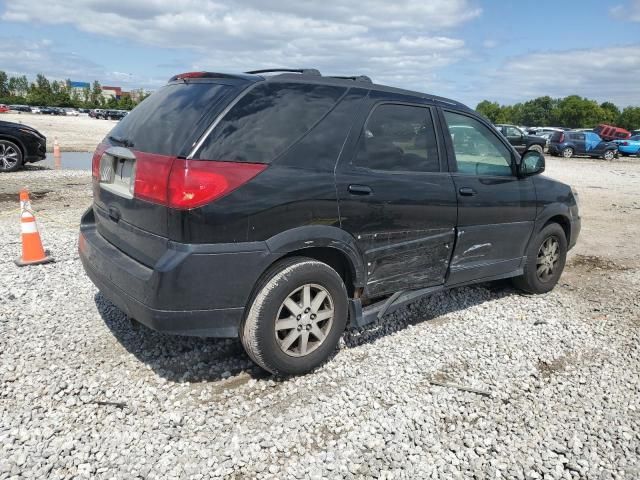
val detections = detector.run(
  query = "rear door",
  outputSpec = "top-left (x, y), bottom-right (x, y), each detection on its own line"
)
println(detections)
top-left (336, 99), bottom-right (457, 298)
top-left (439, 108), bottom-right (537, 284)
top-left (93, 80), bottom-right (241, 266)
top-left (504, 125), bottom-right (526, 153)
top-left (568, 132), bottom-right (586, 154)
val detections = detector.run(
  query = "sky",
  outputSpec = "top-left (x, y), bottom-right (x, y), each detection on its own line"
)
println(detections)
top-left (1, 0), bottom-right (639, 108)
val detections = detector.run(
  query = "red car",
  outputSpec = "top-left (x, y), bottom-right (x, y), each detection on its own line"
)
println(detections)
top-left (0, 104), bottom-right (10, 113)
top-left (594, 124), bottom-right (631, 141)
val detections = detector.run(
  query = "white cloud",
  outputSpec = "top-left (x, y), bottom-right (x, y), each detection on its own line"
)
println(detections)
top-left (610, 0), bottom-right (640, 21)
top-left (474, 45), bottom-right (640, 107)
top-left (1, 0), bottom-right (479, 92)
top-left (0, 37), bottom-right (163, 89)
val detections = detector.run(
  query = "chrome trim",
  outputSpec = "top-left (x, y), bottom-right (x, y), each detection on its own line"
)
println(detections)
top-left (187, 83), bottom-right (262, 159)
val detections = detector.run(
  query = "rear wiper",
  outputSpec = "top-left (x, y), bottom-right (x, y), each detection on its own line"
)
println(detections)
top-left (108, 135), bottom-right (134, 148)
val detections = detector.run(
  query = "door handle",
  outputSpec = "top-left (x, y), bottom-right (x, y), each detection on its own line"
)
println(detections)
top-left (348, 184), bottom-right (373, 195)
top-left (459, 187), bottom-right (477, 196)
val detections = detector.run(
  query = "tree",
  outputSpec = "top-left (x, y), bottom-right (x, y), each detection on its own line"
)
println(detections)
top-left (618, 107), bottom-right (640, 131)
top-left (475, 100), bottom-right (503, 123)
top-left (600, 102), bottom-right (620, 125)
top-left (553, 95), bottom-right (603, 128)
top-left (0, 71), bottom-right (9, 98)
top-left (90, 80), bottom-right (102, 108)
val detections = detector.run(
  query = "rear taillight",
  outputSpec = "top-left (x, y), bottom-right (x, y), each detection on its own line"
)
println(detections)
top-left (558, 133), bottom-right (565, 143)
top-left (167, 159), bottom-right (267, 209)
top-left (133, 152), bottom-right (175, 205)
top-left (131, 154), bottom-right (267, 209)
top-left (91, 143), bottom-right (108, 180)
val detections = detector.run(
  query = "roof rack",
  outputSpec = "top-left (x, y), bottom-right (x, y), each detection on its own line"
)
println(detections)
top-left (330, 75), bottom-right (373, 84)
top-left (245, 68), bottom-right (321, 76)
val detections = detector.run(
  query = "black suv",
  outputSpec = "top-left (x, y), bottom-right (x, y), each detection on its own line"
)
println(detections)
top-left (79, 69), bottom-right (581, 375)
top-left (495, 124), bottom-right (547, 154)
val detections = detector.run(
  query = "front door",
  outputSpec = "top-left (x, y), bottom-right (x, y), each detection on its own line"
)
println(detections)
top-left (336, 102), bottom-right (457, 298)
top-left (440, 109), bottom-right (537, 285)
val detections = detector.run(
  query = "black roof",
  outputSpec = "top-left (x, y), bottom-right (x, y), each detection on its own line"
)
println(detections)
top-left (168, 69), bottom-right (470, 111)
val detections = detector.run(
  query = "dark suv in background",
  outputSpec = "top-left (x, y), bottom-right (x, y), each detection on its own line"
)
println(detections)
top-left (495, 124), bottom-right (546, 154)
top-left (79, 69), bottom-right (581, 375)
top-left (548, 130), bottom-right (618, 160)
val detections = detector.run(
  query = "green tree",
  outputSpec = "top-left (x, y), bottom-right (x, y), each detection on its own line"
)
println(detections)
top-left (0, 71), bottom-right (9, 98)
top-left (475, 100), bottom-right (503, 123)
top-left (553, 95), bottom-right (604, 128)
top-left (618, 107), bottom-right (640, 131)
top-left (600, 101), bottom-right (620, 124)
top-left (90, 80), bottom-right (102, 108)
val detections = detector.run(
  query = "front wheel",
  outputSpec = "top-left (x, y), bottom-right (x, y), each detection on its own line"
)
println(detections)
top-left (0, 140), bottom-right (23, 172)
top-left (562, 147), bottom-right (574, 159)
top-left (513, 223), bottom-right (567, 294)
top-left (603, 150), bottom-right (615, 161)
top-left (241, 257), bottom-right (348, 376)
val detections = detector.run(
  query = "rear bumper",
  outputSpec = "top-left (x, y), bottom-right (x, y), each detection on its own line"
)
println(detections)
top-left (79, 208), bottom-right (277, 337)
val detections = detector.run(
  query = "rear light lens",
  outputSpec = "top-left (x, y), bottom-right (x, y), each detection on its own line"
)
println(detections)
top-left (133, 152), bottom-right (175, 204)
top-left (167, 159), bottom-right (267, 209)
top-left (558, 133), bottom-right (565, 143)
top-left (131, 153), bottom-right (267, 209)
top-left (91, 143), bottom-right (108, 180)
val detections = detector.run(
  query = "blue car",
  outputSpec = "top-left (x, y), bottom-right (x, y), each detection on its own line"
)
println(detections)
top-left (614, 135), bottom-right (640, 156)
top-left (548, 130), bottom-right (618, 160)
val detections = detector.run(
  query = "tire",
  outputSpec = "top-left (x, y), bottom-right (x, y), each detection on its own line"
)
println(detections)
top-left (528, 144), bottom-right (544, 154)
top-left (241, 257), bottom-right (348, 376)
top-left (603, 150), bottom-right (615, 161)
top-left (513, 223), bottom-right (567, 294)
top-left (0, 139), bottom-right (23, 172)
top-left (562, 147), bottom-right (574, 159)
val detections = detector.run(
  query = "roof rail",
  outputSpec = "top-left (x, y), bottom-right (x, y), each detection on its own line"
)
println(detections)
top-left (245, 68), bottom-right (321, 76)
top-left (330, 75), bottom-right (373, 83)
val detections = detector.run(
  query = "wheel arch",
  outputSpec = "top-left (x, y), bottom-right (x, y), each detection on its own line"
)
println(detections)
top-left (542, 214), bottom-right (571, 245)
top-left (0, 134), bottom-right (26, 159)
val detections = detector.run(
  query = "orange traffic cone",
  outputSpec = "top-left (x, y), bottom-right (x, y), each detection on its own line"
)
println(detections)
top-left (15, 189), bottom-right (54, 266)
top-left (53, 137), bottom-right (62, 169)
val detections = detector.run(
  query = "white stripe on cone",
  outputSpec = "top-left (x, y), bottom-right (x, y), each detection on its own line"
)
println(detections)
top-left (21, 221), bottom-right (38, 234)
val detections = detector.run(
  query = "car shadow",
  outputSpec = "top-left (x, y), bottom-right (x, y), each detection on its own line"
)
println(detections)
top-left (95, 280), bottom-right (520, 384)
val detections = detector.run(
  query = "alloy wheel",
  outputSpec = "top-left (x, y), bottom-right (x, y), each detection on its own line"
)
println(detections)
top-left (562, 148), bottom-right (573, 158)
top-left (0, 142), bottom-right (19, 170)
top-left (536, 236), bottom-right (560, 282)
top-left (275, 283), bottom-right (334, 357)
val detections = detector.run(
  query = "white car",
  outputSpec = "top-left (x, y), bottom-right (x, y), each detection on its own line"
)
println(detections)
top-left (64, 108), bottom-right (80, 116)
top-left (31, 107), bottom-right (41, 114)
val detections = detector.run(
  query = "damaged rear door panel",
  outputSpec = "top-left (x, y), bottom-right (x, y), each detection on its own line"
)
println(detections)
top-left (336, 97), bottom-right (457, 298)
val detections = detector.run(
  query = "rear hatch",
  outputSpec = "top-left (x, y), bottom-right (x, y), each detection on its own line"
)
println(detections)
top-left (91, 77), bottom-right (249, 266)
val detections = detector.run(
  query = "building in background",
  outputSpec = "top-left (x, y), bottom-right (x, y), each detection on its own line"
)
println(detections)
top-left (67, 80), bottom-right (90, 94)
top-left (101, 86), bottom-right (122, 100)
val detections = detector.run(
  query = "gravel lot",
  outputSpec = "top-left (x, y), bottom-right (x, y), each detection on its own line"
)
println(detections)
top-left (1, 157), bottom-right (639, 479)
top-left (1, 112), bottom-right (114, 152)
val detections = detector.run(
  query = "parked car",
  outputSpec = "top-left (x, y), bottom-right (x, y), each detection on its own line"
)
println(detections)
top-left (548, 131), bottom-right (618, 160)
top-left (613, 135), bottom-right (640, 156)
top-left (0, 104), bottom-right (9, 113)
top-left (0, 120), bottom-right (47, 172)
top-left (31, 107), bottom-right (42, 114)
top-left (631, 130), bottom-right (640, 136)
top-left (103, 109), bottom-right (128, 120)
top-left (64, 108), bottom-right (80, 116)
top-left (495, 124), bottom-right (546, 153)
top-left (593, 124), bottom-right (631, 141)
top-left (79, 69), bottom-right (581, 375)
top-left (9, 105), bottom-right (32, 113)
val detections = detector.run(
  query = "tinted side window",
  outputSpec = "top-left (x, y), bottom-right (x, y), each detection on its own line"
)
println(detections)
top-left (195, 83), bottom-right (345, 163)
top-left (443, 110), bottom-right (513, 176)
top-left (506, 126), bottom-right (521, 136)
top-left (569, 133), bottom-right (585, 141)
top-left (354, 104), bottom-right (440, 172)
top-left (108, 83), bottom-right (232, 156)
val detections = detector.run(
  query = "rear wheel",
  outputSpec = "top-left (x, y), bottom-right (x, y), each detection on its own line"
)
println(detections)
top-left (528, 144), bottom-right (544, 154)
top-left (603, 150), bottom-right (615, 161)
top-left (241, 257), bottom-right (348, 376)
top-left (562, 147), bottom-right (574, 159)
top-left (513, 223), bottom-right (567, 294)
top-left (0, 140), bottom-right (23, 172)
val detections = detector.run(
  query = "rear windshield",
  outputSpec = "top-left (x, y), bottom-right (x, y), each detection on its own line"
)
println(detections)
top-left (194, 82), bottom-right (346, 163)
top-left (550, 131), bottom-right (564, 141)
top-left (108, 82), bottom-right (232, 156)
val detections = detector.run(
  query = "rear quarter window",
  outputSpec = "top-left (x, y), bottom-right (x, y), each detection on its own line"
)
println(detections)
top-left (194, 82), bottom-right (346, 163)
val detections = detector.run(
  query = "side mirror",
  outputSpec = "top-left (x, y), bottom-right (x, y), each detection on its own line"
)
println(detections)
top-left (520, 150), bottom-right (545, 177)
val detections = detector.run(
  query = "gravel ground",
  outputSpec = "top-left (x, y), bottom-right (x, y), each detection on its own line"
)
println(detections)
top-left (1, 112), bottom-right (114, 152)
top-left (1, 158), bottom-right (639, 479)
